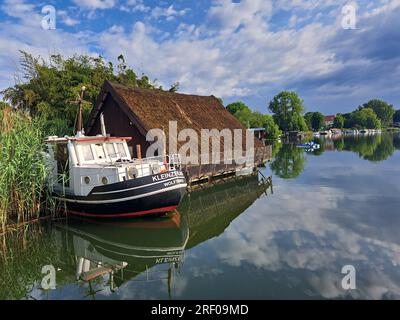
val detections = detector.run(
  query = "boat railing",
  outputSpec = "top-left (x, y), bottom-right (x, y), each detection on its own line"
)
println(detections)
top-left (130, 154), bottom-right (182, 172)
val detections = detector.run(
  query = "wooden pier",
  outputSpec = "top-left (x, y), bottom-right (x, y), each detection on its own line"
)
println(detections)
top-left (182, 145), bottom-right (272, 185)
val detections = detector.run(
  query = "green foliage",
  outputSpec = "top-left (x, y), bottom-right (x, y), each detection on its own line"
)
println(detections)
top-left (304, 112), bottom-right (324, 131)
top-left (263, 114), bottom-right (282, 140)
top-left (1, 51), bottom-right (175, 132)
top-left (311, 112), bottom-right (325, 131)
top-left (233, 105), bottom-right (253, 128)
top-left (0, 108), bottom-right (54, 230)
top-left (361, 99), bottom-right (395, 127)
top-left (226, 101), bottom-right (249, 115)
top-left (227, 101), bottom-right (281, 139)
top-left (333, 114), bottom-right (345, 128)
top-left (349, 108), bottom-right (381, 129)
top-left (268, 91), bottom-right (307, 132)
top-left (393, 109), bottom-right (400, 123)
top-left (304, 112), bottom-right (313, 130)
top-left (0, 101), bottom-right (10, 109)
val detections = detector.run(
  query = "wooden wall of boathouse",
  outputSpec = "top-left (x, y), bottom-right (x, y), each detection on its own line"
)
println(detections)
top-left (86, 81), bottom-right (272, 183)
top-left (89, 94), bottom-right (150, 158)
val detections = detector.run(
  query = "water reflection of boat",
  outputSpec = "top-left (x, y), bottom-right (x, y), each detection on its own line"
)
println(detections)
top-left (53, 214), bottom-right (189, 291)
top-left (49, 173), bottom-right (272, 297)
top-left (297, 141), bottom-right (320, 150)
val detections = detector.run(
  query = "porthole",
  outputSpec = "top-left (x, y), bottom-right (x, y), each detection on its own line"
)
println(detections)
top-left (84, 176), bottom-right (91, 184)
top-left (102, 177), bottom-right (108, 185)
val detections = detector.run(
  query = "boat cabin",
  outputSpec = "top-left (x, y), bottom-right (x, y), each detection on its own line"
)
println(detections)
top-left (45, 135), bottom-right (167, 197)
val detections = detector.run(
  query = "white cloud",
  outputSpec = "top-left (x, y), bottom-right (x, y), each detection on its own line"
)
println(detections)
top-left (1, 0), bottom-right (399, 112)
top-left (58, 10), bottom-right (80, 27)
top-left (0, 0), bottom-right (92, 92)
top-left (98, 6), bottom-right (340, 98)
top-left (72, 0), bottom-right (116, 10)
top-left (206, 0), bottom-right (273, 34)
top-left (120, 0), bottom-right (151, 13)
top-left (151, 5), bottom-right (190, 21)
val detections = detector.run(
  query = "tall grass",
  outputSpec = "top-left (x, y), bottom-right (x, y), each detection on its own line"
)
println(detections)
top-left (0, 107), bottom-right (52, 231)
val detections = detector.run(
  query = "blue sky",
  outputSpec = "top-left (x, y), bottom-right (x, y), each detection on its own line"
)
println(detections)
top-left (0, 0), bottom-right (399, 114)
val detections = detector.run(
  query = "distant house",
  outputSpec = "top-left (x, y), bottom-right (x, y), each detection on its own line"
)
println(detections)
top-left (324, 115), bottom-right (336, 128)
top-left (85, 81), bottom-right (271, 182)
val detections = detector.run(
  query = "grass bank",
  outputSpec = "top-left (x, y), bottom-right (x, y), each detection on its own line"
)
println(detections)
top-left (0, 107), bottom-right (54, 232)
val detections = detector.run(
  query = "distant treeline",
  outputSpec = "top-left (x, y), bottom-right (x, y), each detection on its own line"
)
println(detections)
top-left (226, 91), bottom-right (398, 134)
top-left (271, 133), bottom-right (400, 180)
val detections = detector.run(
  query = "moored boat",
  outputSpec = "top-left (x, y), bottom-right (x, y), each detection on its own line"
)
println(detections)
top-left (44, 87), bottom-right (187, 218)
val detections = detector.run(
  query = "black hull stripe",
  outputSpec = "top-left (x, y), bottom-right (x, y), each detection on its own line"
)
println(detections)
top-left (91, 176), bottom-right (180, 195)
top-left (55, 183), bottom-right (187, 204)
top-left (61, 224), bottom-right (189, 252)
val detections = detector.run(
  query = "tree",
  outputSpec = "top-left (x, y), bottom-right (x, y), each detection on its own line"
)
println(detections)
top-left (361, 99), bottom-right (395, 127)
top-left (304, 112), bottom-right (313, 130)
top-left (350, 108), bottom-right (381, 129)
top-left (268, 91), bottom-right (307, 132)
top-left (333, 114), bottom-right (345, 128)
top-left (1, 51), bottom-right (173, 132)
top-left (234, 106), bottom-right (253, 128)
top-left (311, 112), bottom-right (325, 131)
top-left (393, 109), bottom-right (400, 123)
top-left (249, 111), bottom-right (266, 128)
top-left (263, 114), bottom-right (282, 140)
top-left (226, 101), bottom-right (249, 115)
top-left (227, 101), bottom-right (281, 139)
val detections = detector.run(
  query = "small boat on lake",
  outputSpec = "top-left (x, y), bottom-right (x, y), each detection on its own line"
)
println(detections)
top-left (297, 141), bottom-right (320, 150)
top-left (44, 87), bottom-right (187, 218)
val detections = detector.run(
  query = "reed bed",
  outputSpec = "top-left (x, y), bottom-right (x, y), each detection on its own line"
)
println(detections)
top-left (0, 107), bottom-right (53, 232)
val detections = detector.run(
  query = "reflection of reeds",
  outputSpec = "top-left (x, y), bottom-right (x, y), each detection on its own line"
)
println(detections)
top-left (0, 108), bottom-right (55, 232)
top-left (0, 223), bottom-right (60, 300)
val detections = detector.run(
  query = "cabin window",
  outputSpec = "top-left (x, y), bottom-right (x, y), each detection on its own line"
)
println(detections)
top-left (82, 145), bottom-right (94, 161)
top-left (117, 143), bottom-right (127, 157)
top-left (106, 143), bottom-right (116, 158)
top-left (95, 144), bottom-right (105, 160)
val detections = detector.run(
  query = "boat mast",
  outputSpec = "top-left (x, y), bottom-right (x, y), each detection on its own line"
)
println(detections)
top-left (74, 86), bottom-right (86, 137)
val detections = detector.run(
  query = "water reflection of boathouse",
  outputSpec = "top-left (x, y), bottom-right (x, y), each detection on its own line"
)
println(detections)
top-left (52, 174), bottom-right (272, 296)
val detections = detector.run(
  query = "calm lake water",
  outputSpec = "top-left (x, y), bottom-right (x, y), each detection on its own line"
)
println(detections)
top-left (1, 132), bottom-right (400, 300)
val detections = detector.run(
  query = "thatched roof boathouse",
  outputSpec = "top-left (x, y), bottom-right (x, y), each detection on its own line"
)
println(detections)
top-left (85, 81), bottom-right (271, 183)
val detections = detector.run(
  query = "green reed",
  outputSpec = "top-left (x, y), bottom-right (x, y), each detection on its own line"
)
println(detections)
top-left (0, 108), bottom-right (54, 231)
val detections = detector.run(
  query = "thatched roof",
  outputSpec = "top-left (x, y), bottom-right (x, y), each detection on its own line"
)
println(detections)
top-left (86, 81), bottom-right (264, 155)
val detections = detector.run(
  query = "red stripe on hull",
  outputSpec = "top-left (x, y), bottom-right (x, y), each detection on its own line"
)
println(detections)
top-left (67, 205), bottom-right (178, 218)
